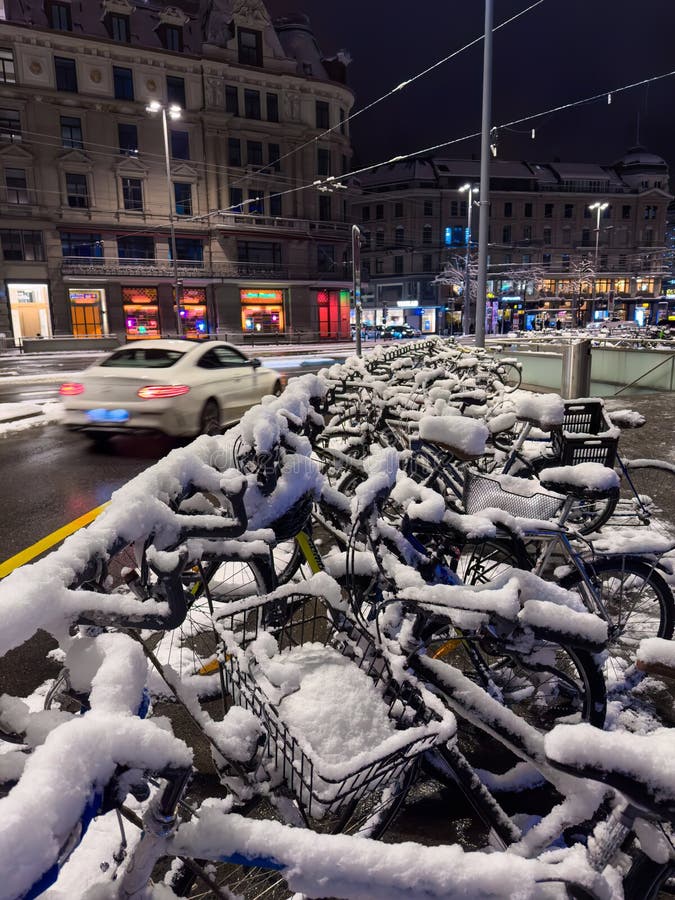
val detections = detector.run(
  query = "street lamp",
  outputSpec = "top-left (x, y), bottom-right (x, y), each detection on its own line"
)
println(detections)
top-left (459, 183), bottom-right (478, 335)
top-left (588, 201), bottom-right (608, 324)
top-left (146, 100), bottom-right (183, 337)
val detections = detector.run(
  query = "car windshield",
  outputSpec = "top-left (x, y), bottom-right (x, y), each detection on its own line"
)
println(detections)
top-left (100, 348), bottom-right (185, 368)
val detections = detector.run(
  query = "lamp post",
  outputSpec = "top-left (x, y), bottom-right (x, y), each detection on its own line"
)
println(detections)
top-left (146, 100), bottom-right (183, 337)
top-left (474, 0), bottom-right (494, 348)
top-left (588, 201), bottom-right (608, 324)
top-left (459, 183), bottom-right (478, 335)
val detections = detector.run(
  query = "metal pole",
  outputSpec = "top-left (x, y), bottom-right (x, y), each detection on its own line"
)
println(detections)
top-left (463, 187), bottom-right (473, 334)
top-left (161, 107), bottom-right (182, 337)
top-left (475, 0), bottom-right (493, 348)
top-left (352, 224), bottom-right (362, 357)
top-left (592, 205), bottom-right (601, 326)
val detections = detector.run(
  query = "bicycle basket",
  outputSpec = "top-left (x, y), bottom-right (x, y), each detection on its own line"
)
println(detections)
top-left (463, 470), bottom-right (563, 520)
top-left (267, 491), bottom-right (314, 542)
top-left (218, 592), bottom-right (449, 820)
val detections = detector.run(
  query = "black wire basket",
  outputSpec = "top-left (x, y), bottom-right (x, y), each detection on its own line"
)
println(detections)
top-left (463, 470), bottom-right (563, 520)
top-left (217, 592), bottom-right (450, 820)
top-left (267, 491), bottom-right (314, 542)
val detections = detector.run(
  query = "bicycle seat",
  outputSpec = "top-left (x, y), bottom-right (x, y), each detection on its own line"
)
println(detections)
top-left (418, 415), bottom-right (489, 462)
top-left (545, 724), bottom-right (675, 821)
top-left (539, 463), bottom-right (620, 501)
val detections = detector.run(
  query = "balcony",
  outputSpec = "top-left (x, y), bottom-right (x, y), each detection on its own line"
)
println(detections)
top-left (61, 257), bottom-right (207, 278)
top-left (215, 212), bottom-right (352, 241)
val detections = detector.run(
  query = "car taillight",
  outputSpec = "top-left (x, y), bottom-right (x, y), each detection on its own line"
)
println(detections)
top-left (137, 385), bottom-right (190, 400)
top-left (59, 382), bottom-right (84, 396)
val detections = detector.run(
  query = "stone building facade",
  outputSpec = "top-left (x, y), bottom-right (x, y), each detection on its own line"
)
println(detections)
top-left (0, 0), bottom-right (355, 346)
top-left (353, 150), bottom-right (671, 333)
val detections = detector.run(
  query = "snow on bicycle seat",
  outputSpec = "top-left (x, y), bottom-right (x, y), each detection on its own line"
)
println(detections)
top-left (545, 723), bottom-right (675, 818)
top-left (539, 463), bottom-right (620, 500)
top-left (487, 411), bottom-right (517, 435)
top-left (514, 392), bottom-right (565, 431)
top-left (418, 414), bottom-right (489, 461)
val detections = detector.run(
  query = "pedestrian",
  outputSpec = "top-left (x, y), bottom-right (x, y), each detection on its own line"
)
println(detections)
top-left (556, 319), bottom-right (562, 331)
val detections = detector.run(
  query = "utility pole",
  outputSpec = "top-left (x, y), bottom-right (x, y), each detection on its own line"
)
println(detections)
top-left (352, 224), bottom-right (362, 357)
top-left (475, 0), bottom-right (494, 348)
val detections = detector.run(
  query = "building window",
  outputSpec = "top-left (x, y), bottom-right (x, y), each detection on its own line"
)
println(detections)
top-left (0, 229), bottom-right (44, 260)
top-left (319, 194), bottom-right (331, 221)
top-left (118, 235), bottom-right (154, 262)
top-left (544, 203), bottom-right (553, 218)
top-left (238, 27), bottom-right (262, 66)
top-left (113, 66), bottom-right (134, 101)
top-left (361, 206), bottom-right (370, 222)
top-left (502, 225), bottom-right (512, 243)
top-left (60, 115), bottom-right (83, 149)
top-left (170, 130), bottom-right (189, 159)
top-left (0, 108), bottom-right (21, 142)
top-left (161, 24), bottom-right (183, 52)
top-left (317, 244), bottom-right (336, 274)
top-left (228, 138), bottom-right (241, 167)
top-left (171, 237), bottom-right (203, 264)
top-left (122, 177), bottom-right (143, 211)
top-left (543, 227), bottom-right (552, 245)
top-left (0, 48), bottom-right (15, 84)
top-left (362, 230), bottom-right (371, 248)
top-left (622, 205), bottom-right (631, 219)
top-left (422, 253), bottom-right (432, 271)
top-left (644, 205), bottom-right (657, 220)
top-left (339, 108), bottom-right (346, 134)
top-left (47, 1), bottom-right (71, 30)
top-left (247, 140), bottom-right (263, 167)
top-left (315, 100), bottom-right (330, 129)
top-left (395, 225), bottom-right (404, 246)
top-left (229, 186), bottom-right (243, 212)
top-left (603, 205), bottom-right (611, 219)
top-left (166, 75), bottom-right (186, 108)
top-left (523, 224), bottom-right (532, 241)
top-left (581, 228), bottom-right (590, 246)
top-left (561, 253), bottom-right (570, 271)
top-left (55, 57), bottom-right (78, 92)
top-left (424, 200), bottom-right (433, 217)
top-left (562, 226), bottom-right (571, 246)
top-left (247, 191), bottom-right (263, 216)
top-left (375, 258), bottom-right (383, 274)
top-left (237, 240), bottom-right (282, 267)
top-left (504, 201), bottom-right (512, 218)
top-left (267, 143), bottom-right (281, 171)
top-left (225, 86), bottom-right (239, 116)
top-left (317, 147), bottom-right (331, 176)
top-left (108, 13), bottom-right (130, 42)
top-left (61, 232), bottom-right (103, 261)
top-left (524, 202), bottom-right (533, 218)
top-left (394, 255), bottom-right (404, 275)
top-left (66, 173), bottom-right (89, 208)
top-left (450, 201), bottom-right (458, 216)
top-left (542, 253), bottom-right (551, 267)
top-left (244, 89), bottom-right (261, 120)
top-left (173, 182), bottom-right (192, 216)
top-left (269, 193), bottom-right (282, 217)
top-left (375, 228), bottom-right (384, 248)
top-left (422, 224), bottom-right (432, 245)
top-left (5, 168), bottom-right (28, 204)
top-left (583, 205), bottom-right (592, 219)
top-left (118, 123), bottom-right (138, 155)
top-left (564, 203), bottom-right (574, 219)
top-left (266, 92), bottom-right (279, 122)
top-left (394, 202), bottom-right (403, 218)
top-left (375, 204), bottom-right (384, 220)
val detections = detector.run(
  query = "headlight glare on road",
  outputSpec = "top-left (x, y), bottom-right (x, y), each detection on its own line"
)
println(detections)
top-left (59, 382), bottom-right (84, 396)
top-left (137, 385), bottom-right (191, 399)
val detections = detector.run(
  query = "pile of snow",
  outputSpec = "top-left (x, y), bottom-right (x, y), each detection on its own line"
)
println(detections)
top-left (515, 392), bottom-right (565, 428)
top-left (419, 415), bottom-right (489, 457)
top-left (539, 463), bottom-right (620, 492)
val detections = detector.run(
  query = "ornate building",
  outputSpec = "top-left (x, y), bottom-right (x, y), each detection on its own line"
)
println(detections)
top-left (0, 0), bottom-right (355, 345)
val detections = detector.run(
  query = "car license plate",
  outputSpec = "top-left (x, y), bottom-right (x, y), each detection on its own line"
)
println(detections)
top-left (86, 408), bottom-right (130, 423)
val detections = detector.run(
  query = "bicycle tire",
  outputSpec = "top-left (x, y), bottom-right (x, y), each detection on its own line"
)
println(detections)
top-left (623, 853), bottom-right (674, 900)
top-left (495, 361), bottom-right (522, 392)
top-left (619, 461), bottom-right (675, 534)
top-left (528, 456), bottom-right (617, 535)
top-left (559, 557), bottom-right (675, 679)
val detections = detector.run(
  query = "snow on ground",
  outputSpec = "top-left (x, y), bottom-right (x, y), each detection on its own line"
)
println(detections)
top-left (0, 400), bottom-right (62, 436)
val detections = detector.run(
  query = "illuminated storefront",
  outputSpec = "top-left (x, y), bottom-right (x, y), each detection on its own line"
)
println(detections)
top-left (176, 288), bottom-right (208, 339)
top-left (240, 289), bottom-right (285, 333)
top-left (318, 290), bottom-right (350, 339)
top-left (68, 288), bottom-right (108, 337)
top-left (122, 287), bottom-right (160, 340)
top-left (8, 282), bottom-right (52, 344)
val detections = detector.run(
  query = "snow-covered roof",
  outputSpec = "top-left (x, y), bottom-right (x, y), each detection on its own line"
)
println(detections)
top-left (434, 159), bottom-right (534, 180)
top-left (616, 146), bottom-right (668, 169)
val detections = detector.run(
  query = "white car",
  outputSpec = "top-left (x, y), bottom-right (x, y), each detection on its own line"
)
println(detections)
top-left (60, 339), bottom-right (283, 442)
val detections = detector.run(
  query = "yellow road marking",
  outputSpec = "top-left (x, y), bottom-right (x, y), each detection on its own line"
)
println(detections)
top-left (0, 503), bottom-right (109, 579)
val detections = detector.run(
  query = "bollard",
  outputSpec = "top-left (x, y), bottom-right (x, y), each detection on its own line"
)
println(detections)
top-left (561, 339), bottom-right (592, 398)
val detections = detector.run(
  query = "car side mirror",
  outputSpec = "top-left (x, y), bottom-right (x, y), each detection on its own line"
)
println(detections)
top-left (249, 357), bottom-right (262, 368)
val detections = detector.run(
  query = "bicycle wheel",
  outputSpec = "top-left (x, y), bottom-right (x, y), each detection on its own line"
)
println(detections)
top-left (528, 457), bottom-right (617, 535)
top-left (619, 461), bottom-right (675, 534)
top-left (495, 361), bottom-right (522, 392)
top-left (452, 537), bottom-right (532, 585)
top-left (623, 853), bottom-right (674, 900)
top-left (560, 557), bottom-right (675, 679)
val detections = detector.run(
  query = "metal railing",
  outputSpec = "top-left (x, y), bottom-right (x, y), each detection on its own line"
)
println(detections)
top-left (60, 257), bottom-right (351, 282)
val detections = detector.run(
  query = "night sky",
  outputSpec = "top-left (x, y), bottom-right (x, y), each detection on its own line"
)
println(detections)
top-left (266, 0), bottom-right (675, 184)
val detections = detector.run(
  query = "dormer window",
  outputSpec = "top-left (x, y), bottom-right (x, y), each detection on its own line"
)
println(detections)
top-left (107, 13), bottom-right (130, 41)
top-left (161, 24), bottom-right (183, 51)
top-left (238, 28), bottom-right (262, 67)
top-left (46, 0), bottom-right (72, 31)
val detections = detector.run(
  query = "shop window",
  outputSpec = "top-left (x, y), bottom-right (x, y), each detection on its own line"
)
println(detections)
top-left (0, 229), bottom-right (44, 260)
top-left (171, 130), bottom-right (189, 159)
top-left (5, 168), bottom-right (29, 204)
top-left (315, 101), bottom-right (329, 129)
top-left (47, 1), bottom-right (71, 30)
top-left (178, 287), bottom-right (207, 338)
top-left (173, 182), bottom-right (192, 216)
top-left (122, 286), bottom-right (160, 340)
top-left (238, 28), bottom-right (262, 67)
top-left (244, 89), bottom-right (261, 120)
top-left (167, 75), bottom-right (186, 108)
top-left (266, 92), bottom-right (279, 122)
top-left (8, 282), bottom-right (52, 342)
top-left (240, 288), bottom-right (285, 333)
top-left (69, 288), bottom-right (106, 337)
top-left (0, 48), bottom-right (16, 84)
top-left (225, 85), bottom-right (239, 115)
top-left (118, 122), bottom-right (138, 155)
top-left (66, 173), bottom-right (89, 208)
top-left (122, 177), bottom-right (143, 211)
top-left (61, 115), bottom-right (83, 149)
top-left (113, 66), bottom-right (133, 101)
top-left (317, 289), bottom-right (350, 339)
top-left (118, 235), bottom-right (154, 263)
top-left (55, 56), bottom-right (78, 92)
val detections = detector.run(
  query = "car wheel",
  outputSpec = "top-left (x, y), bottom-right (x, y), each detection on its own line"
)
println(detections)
top-left (86, 433), bottom-right (111, 451)
top-left (199, 399), bottom-right (221, 436)
top-left (272, 380), bottom-right (283, 397)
